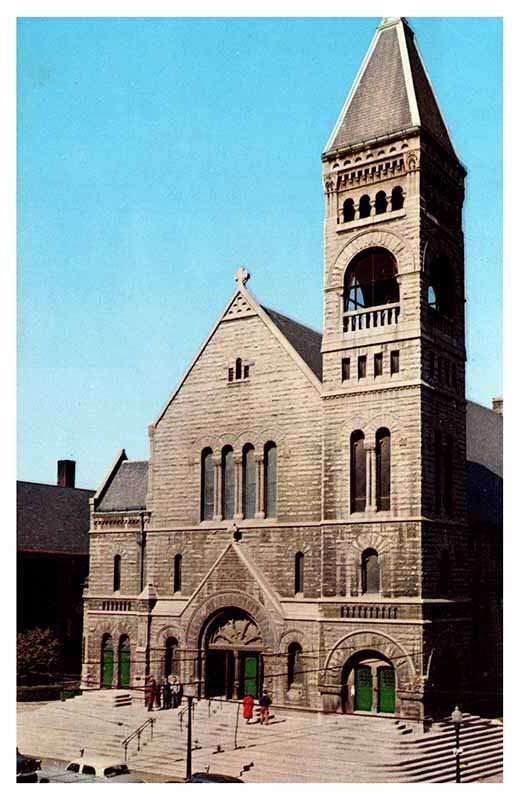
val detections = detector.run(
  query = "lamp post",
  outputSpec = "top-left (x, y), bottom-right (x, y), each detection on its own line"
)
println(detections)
top-left (184, 686), bottom-right (196, 781)
top-left (451, 705), bottom-right (463, 784)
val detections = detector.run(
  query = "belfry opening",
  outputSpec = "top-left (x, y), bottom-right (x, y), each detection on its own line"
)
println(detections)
top-left (202, 608), bottom-right (263, 700)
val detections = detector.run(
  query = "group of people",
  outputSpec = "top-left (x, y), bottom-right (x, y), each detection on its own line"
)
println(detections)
top-left (242, 689), bottom-right (272, 725)
top-left (144, 675), bottom-right (183, 712)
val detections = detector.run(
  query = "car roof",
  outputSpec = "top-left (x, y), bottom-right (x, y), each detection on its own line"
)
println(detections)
top-left (68, 758), bottom-right (128, 769)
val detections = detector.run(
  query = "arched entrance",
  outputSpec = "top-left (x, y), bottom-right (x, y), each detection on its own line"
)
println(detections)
top-left (203, 608), bottom-right (263, 700)
top-left (341, 650), bottom-right (396, 714)
top-left (101, 634), bottom-right (114, 688)
top-left (118, 635), bottom-right (131, 688)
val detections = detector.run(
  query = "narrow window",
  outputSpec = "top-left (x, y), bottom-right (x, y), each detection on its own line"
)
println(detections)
top-left (374, 352), bottom-right (383, 377)
top-left (243, 364), bottom-right (250, 379)
top-left (341, 357), bottom-right (350, 382)
top-left (428, 284), bottom-right (438, 310)
top-left (358, 355), bottom-right (367, 379)
top-left (173, 554), bottom-right (182, 593)
top-left (350, 431), bottom-right (366, 513)
top-left (359, 195), bottom-right (371, 219)
top-left (222, 446), bottom-right (235, 520)
top-left (434, 431), bottom-right (443, 514)
top-left (264, 442), bottom-right (277, 518)
top-left (343, 198), bottom-right (355, 222)
top-left (390, 350), bottom-right (400, 375)
top-left (295, 552), bottom-right (304, 595)
top-left (242, 444), bottom-right (256, 519)
top-left (235, 358), bottom-right (242, 380)
top-left (113, 555), bottom-right (121, 592)
top-left (201, 448), bottom-right (215, 521)
top-left (288, 642), bottom-right (303, 687)
top-left (391, 186), bottom-right (404, 211)
top-left (164, 636), bottom-right (178, 677)
top-left (439, 550), bottom-right (450, 596)
top-left (375, 190), bottom-right (387, 215)
top-left (361, 548), bottom-right (380, 593)
top-left (228, 367), bottom-right (234, 382)
top-left (376, 428), bottom-right (391, 511)
top-left (444, 435), bottom-right (453, 515)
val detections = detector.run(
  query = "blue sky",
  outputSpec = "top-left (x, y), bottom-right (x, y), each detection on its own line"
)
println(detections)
top-left (17, 17), bottom-right (502, 489)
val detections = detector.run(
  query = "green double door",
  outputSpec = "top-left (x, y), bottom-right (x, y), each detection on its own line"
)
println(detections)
top-left (102, 640), bottom-right (114, 687)
top-left (354, 666), bottom-right (373, 711)
top-left (377, 666), bottom-right (396, 713)
top-left (243, 655), bottom-right (259, 697)
top-left (354, 665), bottom-right (396, 713)
top-left (118, 639), bottom-right (131, 688)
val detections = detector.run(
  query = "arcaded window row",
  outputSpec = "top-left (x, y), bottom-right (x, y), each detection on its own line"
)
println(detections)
top-left (342, 186), bottom-right (404, 223)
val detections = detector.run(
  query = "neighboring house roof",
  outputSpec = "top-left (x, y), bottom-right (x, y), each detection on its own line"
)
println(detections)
top-left (96, 460), bottom-right (149, 512)
top-left (325, 17), bottom-right (459, 162)
top-left (262, 306), bottom-right (323, 381)
top-left (466, 400), bottom-right (503, 527)
top-left (17, 482), bottom-right (94, 555)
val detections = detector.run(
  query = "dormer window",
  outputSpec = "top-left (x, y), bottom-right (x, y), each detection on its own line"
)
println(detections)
top-left (228, 357), bottom-right (251, 383)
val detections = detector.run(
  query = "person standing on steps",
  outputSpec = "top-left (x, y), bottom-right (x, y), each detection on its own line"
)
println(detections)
top-left (242, 693), bottom-right (254, 724)
top-left (259, 689), bottom-right (272, 725)
top-left (144, 676), bottom-right (155, 712)
top-left (162, 677), bottom-right (172, 710)
top-left (171, 675), bottom-right (182, 709)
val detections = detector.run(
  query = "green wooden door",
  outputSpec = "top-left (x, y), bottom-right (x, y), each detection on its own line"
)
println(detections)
top-left (354, 665), bottom-right (372, 711)
top-left (102, 640), bottom-right (114, 687)
top-left (243, 655), bottom-right (258, 697)
top-left (378, 666), bottom-right (396, 713)
top-left (118, 639), bottom-right (131, 688)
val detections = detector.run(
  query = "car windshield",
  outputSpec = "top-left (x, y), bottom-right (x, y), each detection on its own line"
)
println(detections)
top-left (104, 765), bottom-right (130, 778)
top-left (66, 763), bottom-right (80, 773)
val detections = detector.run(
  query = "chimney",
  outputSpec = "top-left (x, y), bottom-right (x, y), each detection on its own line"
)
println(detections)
top-left (492, 396), bottom-right (503, 416)
top-left (57, 459), bottom-right (76, 488)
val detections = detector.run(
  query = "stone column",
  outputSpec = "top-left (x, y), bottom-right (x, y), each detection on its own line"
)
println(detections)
top-left (255, 453), bottom-right (265, 519)
top-left (234, 453), bottom-right (243, 519)
top-left (354, 202), bottom-right (360, 220)
top-left (213, 455), bottom-right (222, 521)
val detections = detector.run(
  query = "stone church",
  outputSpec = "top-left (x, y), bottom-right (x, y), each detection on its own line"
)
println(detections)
top-left (81, 17), bottom-right (502, 720)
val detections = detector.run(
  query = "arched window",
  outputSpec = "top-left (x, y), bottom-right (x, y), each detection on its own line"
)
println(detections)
top-left (350, 431), bottom-right (366, 513)
top-left (375, 190), bottom-right (387, 215)
top-left (343, 198), bottom-right (355, 222)
top-left (361, 549), bottom-right (380, 594)
top-left (222, 446), bottom-right (235, 520)
top-left (427, 258), bottom-right (455, 318)
top-left (264, 442), bottom-right (277, 518)
top-left (391, 186), bottom-right (404, 211)
top-left (344, 248), bottom-right (399, 312)
top-left (242, 444), bottom-right (256, 519)
top-left (113, 555), bottom-right (121, 592)
top-left (164, 636), bottom-right (178, 678)
top-left (359, 194), bottom-right (371, 218)
top-left (287, 642), bottom-right (303, 687)
top-left (235, 357), bottom-right (242, 380)
top-left (439, 549), bottom-right (450, 596)
top-left (376, 428), bottom-right (391, 511)
top-left (295, 552), bottom-right (304, 595)
top-left (173, 554), bottom-right (182, 593)
top-left (201, 449), bottom-right (215, 521)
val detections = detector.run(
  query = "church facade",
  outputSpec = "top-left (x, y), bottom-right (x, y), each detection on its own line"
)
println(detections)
top-left (81, 17), bottom-right (502, 721)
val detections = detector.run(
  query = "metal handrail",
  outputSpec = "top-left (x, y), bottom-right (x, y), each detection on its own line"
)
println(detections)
top-left (122, 717), bottom-right (155, 762)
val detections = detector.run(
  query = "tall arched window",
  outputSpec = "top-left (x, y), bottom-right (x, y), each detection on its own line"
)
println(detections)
top-left (222, 446), bottom-right (235, 520)
top-left (264, 442), bottom-right (277, 518)
top-left (391, 186), bottom-right (404, 211)
top-left (376, 428), bottom-right (391, 511)
top-left (427, 258), bottom-right (455, 318)
top-left (375, 190), bottom-right (387, 215)
top-left (173, 553), bottom-right (182, 593)
top-left (201, 448), bottom-right (214, 521)
top-left (344, 248), bottom-right (399, 312)
top-left (287, 642), bottom-right (303, 687)
top-left (439, 549), bottom-right (450, 596)
top-left (113, 555), bottom-right (121, 592)
top-left (235, 357), bottom-right (242, 380)
top-left (361, 548), bottom-right (380, 594)
top-left (350, 431), bottom-right (366, 513)
top-left (295, 552), bottom-right (304, 595)
top-left (242, 444), bottom-right (256, 519)
top-left (343, 198), bottom-right (355, 222)
top-left (164, 636), bottom-right (178, 678)
top-left (359, 194), bottom-right (371, 218)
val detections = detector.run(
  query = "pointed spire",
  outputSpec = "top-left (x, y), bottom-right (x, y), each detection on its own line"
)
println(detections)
top-left (324, 18), bottom-right (458, 162)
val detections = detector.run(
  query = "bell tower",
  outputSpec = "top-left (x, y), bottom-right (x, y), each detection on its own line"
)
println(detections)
top-left (320, 17), bottom-right (468, 610)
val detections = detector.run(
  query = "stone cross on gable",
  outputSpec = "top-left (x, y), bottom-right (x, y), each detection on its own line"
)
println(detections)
top-left (235, 266), bottom-right (250, 286)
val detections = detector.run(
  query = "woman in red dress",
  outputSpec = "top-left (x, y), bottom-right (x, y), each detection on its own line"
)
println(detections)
top-left (242, 694), bottom-right (254, 724)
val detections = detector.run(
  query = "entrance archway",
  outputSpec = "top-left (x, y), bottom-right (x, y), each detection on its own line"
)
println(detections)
top-left (203, 608), bottom-right (263, 700)
top-left (101, 634), bottom-right (113, 688)
top-left (341, 650), bottom-right (396, 714)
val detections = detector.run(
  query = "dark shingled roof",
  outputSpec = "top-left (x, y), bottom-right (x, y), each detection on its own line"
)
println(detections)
top-left (327, 18), bottom-right (456, 160)
top-left (262, 306), bottom-right (323, 381)
top-left (97, 460), bottom-right (149, 512)
top-left (17, 482), bottom-right (94, 555)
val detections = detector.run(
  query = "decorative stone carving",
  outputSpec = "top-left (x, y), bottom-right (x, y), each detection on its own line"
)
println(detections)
top-left (208, 615), bottom-right (263, 648)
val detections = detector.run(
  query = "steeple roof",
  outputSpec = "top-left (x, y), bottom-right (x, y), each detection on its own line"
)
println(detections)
top-left (325, 17), bottom-right (459, 161)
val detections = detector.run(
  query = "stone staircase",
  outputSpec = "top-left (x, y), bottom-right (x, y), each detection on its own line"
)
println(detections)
top-left (17, 692), bottom-right (502, 783)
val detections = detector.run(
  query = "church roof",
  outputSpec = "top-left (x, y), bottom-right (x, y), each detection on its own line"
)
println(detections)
top-left (17, 481), bottom-right (94, 555)
top-left (325, 17), bottom-right (458, 161)
top-left (96, 458), bottom-right (148, 512)
top-left (262, 306), bottom-right (323, 381)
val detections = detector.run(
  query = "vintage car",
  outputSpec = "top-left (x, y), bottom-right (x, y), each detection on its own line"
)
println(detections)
top-left (39, 758), bottom-right (145, 783)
